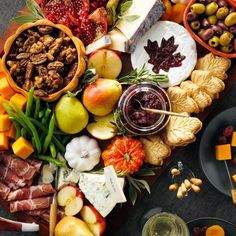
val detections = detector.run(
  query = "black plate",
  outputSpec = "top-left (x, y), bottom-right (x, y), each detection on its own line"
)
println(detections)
top-left (187, 217), bottom-right (236, 236)
top-left (199, 107), bottom-right (236, 196)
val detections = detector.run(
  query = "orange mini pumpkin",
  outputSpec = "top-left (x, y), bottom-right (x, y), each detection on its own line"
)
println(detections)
top-left (1, 19), bottom-right (86, 102)
top-left (102, 136), bottom-right (145, 175)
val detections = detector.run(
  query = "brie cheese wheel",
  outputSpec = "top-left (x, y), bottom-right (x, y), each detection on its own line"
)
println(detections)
top-left (131, 21), bottom-right (197, 88)
top-left (79, 173), bottom-right (125, 217)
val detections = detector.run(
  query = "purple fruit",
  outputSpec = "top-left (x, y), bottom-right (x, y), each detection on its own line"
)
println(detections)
top-left (202, 18), bottom-right (210, 29)
top-left (218, 0), bottom-right (228, 8)
top-left (211, 25), bottom-right (223, 35)
top-left (223, 125), bottom-right (234, 137)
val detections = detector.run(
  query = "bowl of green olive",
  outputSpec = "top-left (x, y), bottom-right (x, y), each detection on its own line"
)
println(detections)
top-left (183, 0), bottom-right (236, 58)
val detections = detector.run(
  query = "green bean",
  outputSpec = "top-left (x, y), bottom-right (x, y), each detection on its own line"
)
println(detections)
top-left (12, 120), bottom-right (21, 139)
top-left (33, 97), bottom-right (41, 119)
top-left (41, 108), bottom-right (51, 124)
top-left (21, 128), bottom-right (28, 139)
top-left (13, 103), bottom-right (41, 153)
top-left (29, 118), bottom-right (66, 154)
top-left (37, 155), bottom-right (66, 167)
top-left (39, 110), bottom-right (45, 118)
top-left (43, 113), bottom-right (55, 153)
top-left (31, 137), bottom-right (36, 150)
top-left (3, 103), bottom-right (31, 134)
top-left (50, 143), bottom-right (57, 158)
top-left (25, 87), bottom-right (34, 117)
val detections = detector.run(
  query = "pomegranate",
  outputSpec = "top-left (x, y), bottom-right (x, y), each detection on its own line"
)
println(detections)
top-left (40, 0), bottom-right (108, 45)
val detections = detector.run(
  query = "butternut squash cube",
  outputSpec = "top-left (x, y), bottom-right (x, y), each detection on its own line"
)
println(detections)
top-left (6, 123), bottom-right (16, 140)
top-left (0, 133), bottom-right (9, 150)
top-left (0, 114), bottom-right (11, 132)
top-left (232, 174), bottom-right (236, 183)
top-left (0, 77), bottom-right (15, 98)
top-left (12, 136), bottom-right (34, 159)
top-left (215, 144), bottom-right (232, 160)
top-left (231, 132), bottom-right (236, 147)
top-left (10, 93), bottom-right (27, 111)
top-left (0, 96), bottom-right (9, 114)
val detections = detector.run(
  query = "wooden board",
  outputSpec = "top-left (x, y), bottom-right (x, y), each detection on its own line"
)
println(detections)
top-left (1, 10), bottom-right (236, 236)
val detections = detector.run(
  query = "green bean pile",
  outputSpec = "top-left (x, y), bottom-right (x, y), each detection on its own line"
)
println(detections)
top-left (3, 87), bottom-right (66, 167)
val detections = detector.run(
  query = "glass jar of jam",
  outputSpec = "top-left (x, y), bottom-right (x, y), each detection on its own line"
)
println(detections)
top-left (117, 83), bottom-right (171, 136)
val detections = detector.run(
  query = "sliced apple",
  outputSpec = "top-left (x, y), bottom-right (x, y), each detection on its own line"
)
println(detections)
top-left (80, 205), bottom-right (106, 236)
top-left (57, 185), bottom-right (83, 216)
top-left (86, 113), bottom-right (117, 140)
top-left (88, 49), bottom-right (122, 79)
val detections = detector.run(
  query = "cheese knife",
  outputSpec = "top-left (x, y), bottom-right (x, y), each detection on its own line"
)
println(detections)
top-left (49, 165), bottom-right (59, 236)
top-left (224, 160), bottom-right (236, 204)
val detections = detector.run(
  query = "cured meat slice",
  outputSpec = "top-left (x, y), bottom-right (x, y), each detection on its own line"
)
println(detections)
top-left (10, 196), bottom-right (52, 213)
top-left (8, 184), bottom-right (55, 201)
top-left (0, 152), bottom-right (38, 180)
top-left (0, 182), bottom-right (10, 200)
top-left (27, 158), bottom-right (43, 173)
top-left (0, 163), bottom-right (26, 189)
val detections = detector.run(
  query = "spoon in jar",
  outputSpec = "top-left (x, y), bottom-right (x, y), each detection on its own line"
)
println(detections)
top-left (133, 99), bottom-right (189, 118)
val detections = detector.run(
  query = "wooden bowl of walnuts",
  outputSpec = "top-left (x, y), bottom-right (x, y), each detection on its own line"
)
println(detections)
top-left (1, 19), bottom-right (86, 101)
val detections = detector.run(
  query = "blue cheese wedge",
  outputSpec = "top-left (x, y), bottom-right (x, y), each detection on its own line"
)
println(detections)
top-left (131, 21), bottom-right (197, 87)
top-left (79, 173), bottom-right (125, 217)
top-left (109, 0), bottom-right (165, 53)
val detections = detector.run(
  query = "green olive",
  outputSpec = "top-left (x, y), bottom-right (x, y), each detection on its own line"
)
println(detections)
top-left (206, 2), bottom-right (219, 15)
top-left (198, 29), bottom-right (206, 38)
top-left (208, 15), bottom-right (218, 25)
top-left (221, 44), bottom-right (234, 52)
top-left (190, 20), bottom-right (201, 30)
top-left (190, 3), bottom-right (206, 15)
top-left (224, 12), bottom-right (236, 27)
top-left (208, 36), bottom-right (220, 47)
top-left (219, 31), bottom-right (234, 46)
top-left (216, 7), bottom-right (229, 20)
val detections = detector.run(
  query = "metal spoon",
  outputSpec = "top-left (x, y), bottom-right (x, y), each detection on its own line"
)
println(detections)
top-left (134, 99), bottom-right (189, 118)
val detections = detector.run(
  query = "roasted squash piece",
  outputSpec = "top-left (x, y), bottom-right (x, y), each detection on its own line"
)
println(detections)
top-left (206, 225), bottom-right (225, 236)
top-left (12, 136), bottom-right (34, 159)
top-left (0, 132), bottom-right (9, 150)
top-left (215, 144), bottom-right (232, 160)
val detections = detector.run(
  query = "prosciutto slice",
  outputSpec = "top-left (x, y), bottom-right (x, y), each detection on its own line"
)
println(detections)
top-left (0, 163), bottom-right (26, 189)
top-left (26, 159), bottom-right (43, 173)
top-left (0, 182), bottom-right (10, 200)
top-left (8, 184), bottom-right (55, 201)
top-left (0, 152), bottom-right (38, 180)
top-left (10, 196), bottom-right (52, 213)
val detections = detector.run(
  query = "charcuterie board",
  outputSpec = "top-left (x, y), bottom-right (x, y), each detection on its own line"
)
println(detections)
top-left (1, 2), bottom-right (236, 236)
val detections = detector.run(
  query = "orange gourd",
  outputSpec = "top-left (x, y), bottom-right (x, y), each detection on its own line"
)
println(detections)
top-left (102, 136), bottom-right (145, 175)
top-left (206, 225), bottom-right (225, 236)
top-left (1, 19), bottom-right (86, 102)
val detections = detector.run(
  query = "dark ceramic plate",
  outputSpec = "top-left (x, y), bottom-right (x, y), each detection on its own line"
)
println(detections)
top-left (187, 217), bottom-right (236, 236)
top-left (199, 107), bottom-right (236, 196)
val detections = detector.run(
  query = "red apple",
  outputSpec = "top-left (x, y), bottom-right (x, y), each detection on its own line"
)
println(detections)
top-left (88, 49), bottom-right (122, 79)
top-left (57, 185), bottom-right (83, 216)
top-left (80, 205), bottom-right (106, 236)
top-left (82, 78), bottom-right (122, 116)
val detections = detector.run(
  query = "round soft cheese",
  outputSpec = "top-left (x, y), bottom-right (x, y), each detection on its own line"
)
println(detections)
top-left (131, 21), bottom-right (197, 88)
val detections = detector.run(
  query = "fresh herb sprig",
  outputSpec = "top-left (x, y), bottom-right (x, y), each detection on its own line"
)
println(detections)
top-left (112, 108), bottom-right (127, 136)
top-left (118, 65), bottom-right (169, 85)
top-left (13, 0), bottom-right (45, 24)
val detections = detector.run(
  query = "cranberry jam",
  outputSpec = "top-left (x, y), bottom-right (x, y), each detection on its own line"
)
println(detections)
top-left (118, 83), bottom-right (171, 136)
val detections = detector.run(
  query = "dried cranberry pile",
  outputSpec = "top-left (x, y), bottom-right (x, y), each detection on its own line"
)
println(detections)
top-left (144, 36), bottom-right (186, 74)
top-left (127, 92), bottom-right (162, 127)
top-left (40, 0), bottom-right (108, 45)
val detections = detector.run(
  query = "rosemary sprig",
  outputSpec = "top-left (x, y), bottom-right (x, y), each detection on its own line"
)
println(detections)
top-left (118, 64), bottom-right (169, 85)
top-left (112, 109), bottom-right (127, 136)
top-left (13, 0), bottom-right (45, 24)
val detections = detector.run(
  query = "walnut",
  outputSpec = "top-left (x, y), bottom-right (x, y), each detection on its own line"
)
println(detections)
top-left (47, 61), bottom-right (64, 71)
top-left (7, 61), bottom-right (22, 76)
top-left (16, 53), bottom-right (31, 60)
top-left (25, 62), bottom-right (34, 80)
top-left (59, 46), bottom-right (77, 64)
top-left (34, 89), bottom-right (48, 97)
top-left (22, 79), bottom-right (34, 91)
top-left (37, 25), bottom-right (53, 35)
top-left (48, 38), bottom-right (63, 56)
top-left (36, 65), bottom-right (48, 77)
top-left (23, 36), bottom-right (37, 52)
top-left (67, 63), bottom-right (78, 79)
top-left (34, 76), bottom-right (44, 89)
top-left (30, 53), bottom-right (47, 65)
top-left (30, 41), bottom-right (44, 54)
top-left (47, 70), bottom-right (63, 93)
top-left (39, 35), bottom-right (55, 48)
